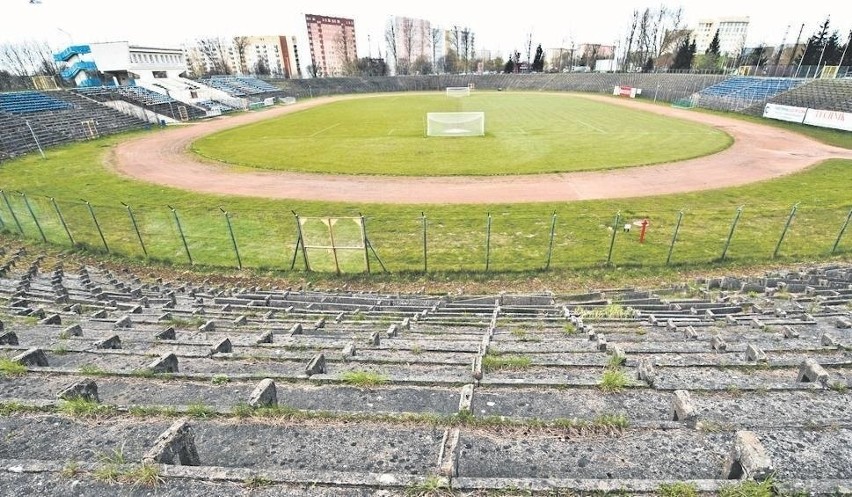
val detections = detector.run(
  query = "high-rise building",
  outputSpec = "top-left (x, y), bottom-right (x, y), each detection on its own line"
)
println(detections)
top-left (241, 36), bottom-right (301, 78)
top-left (305, 14), bottom-right (357, 77)
top-left (694, 17), bottom-right (750, 56)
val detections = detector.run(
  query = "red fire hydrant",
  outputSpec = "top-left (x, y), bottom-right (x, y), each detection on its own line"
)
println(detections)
top-left (639, 219), bottom-right (649, 243)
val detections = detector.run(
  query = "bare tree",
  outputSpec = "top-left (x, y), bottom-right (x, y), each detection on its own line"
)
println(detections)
top-left (196, 37), bottom-right (232, 75)
top-left (430, 28), bottom-right (442, 73)
top-left (399, 17), bottom-right (415, 75)
top-left (385, 18), bottom-right (399, 75)
top-left (232, 36), bottom-right (249, 75)
top-left (0, 40), bottom-right (58, 77)
top-left (622, 10), bottom-right (639, 71)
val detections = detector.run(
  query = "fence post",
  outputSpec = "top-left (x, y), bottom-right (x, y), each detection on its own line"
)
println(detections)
top-left (220, 208), bottom-right (241, 270)
top-left (50, 197), bottom-right (74, 246)
top-left (0, 190), bottom-right (24, 234)
top-left (485, 212), bottom-right (492, 272)
top-left (831, 208), bottom-right (852, 254)
top-left (773, 203), bottom-right (798, 258)
top-left (720, 206), bottom-right (744, 261)
top-left (545, 211), bottom-right (557, 270)
top-left (18, 192), bottom-right (46, 242)
top-left (666, 210), bottom-right (684, 266)
top-left (606, 211), bottom-right (621, 266)
top-left (83, 200), bottom-right (110, 253)
top-left (121, 202), bottom-right (147, 257)
top-left (421, 212), bottom-right (428, 273)
top-left (25, 121), bottom-right (46, 159)
top-left (168, 205), bottom-right (192, 265)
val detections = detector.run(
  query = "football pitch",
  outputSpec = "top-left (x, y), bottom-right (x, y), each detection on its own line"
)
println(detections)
top-left (192, 92), bottom-right (732, 176)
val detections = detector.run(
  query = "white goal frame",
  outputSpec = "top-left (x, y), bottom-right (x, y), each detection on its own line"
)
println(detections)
top-left (445, 86), bottom-right (471, 97)
top-left (426, 112), bottom-right (485, 137)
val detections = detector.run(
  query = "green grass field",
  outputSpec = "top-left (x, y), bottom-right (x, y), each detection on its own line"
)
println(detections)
top-left (191, 93), bottom-right (731, 176)
top-left (0, 94), bottom-right (849, 276)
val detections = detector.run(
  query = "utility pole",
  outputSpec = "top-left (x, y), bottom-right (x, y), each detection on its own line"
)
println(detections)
top-left (789, 23), bottom-right (805, 66)
top-left (774, 25), bottom-right (790, 67)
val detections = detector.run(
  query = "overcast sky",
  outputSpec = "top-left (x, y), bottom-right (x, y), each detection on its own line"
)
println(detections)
top-left (2, 0), bottom-right (850, 58)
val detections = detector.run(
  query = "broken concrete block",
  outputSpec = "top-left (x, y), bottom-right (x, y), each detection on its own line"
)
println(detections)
top-left (93, 335), bottom-right (122, 350)
top-left (148, 353), bottom-right (179, 374)
top-left (39, 314), bottom-right (61, 325)
top-left (289, 323), bottom-right (303, 336)
top-left (401, 317), bottom-right (411, 330)
top-left (821, 333), bottom-right (838, 347)
top-left (341, 342), bottom-right (356, 359)
top-left (256, 330), bottom-right (273, 344)
top-left (57, 380), bottom-right (99, 402)
top-left (608, 345), bottom-right (626, 365)
top-left (368, 331), bottom-right (381, 346)
top-left (750, 318), bottom-right (765, 330)
top-left (637, 358), bottom-right (655, 386)
top-left (233, 315), bottom-right (248, 326)
top-left (0, 331), bottom-right (19, 345)
top-left (836, 317), bottom-right (852, 329)
top-left (248, 378), bottom-right (277, 408)
top-left (745, 344), bottom-right (767, 362)
top-left (210, 338), bottom-right (232, 355)
top-left (596, 334), bottom-right (607, 351)
top-left (671, 390), bottom-right (697, 424)
top-left (666, 319), bottom-right (677, 332)
top-left (459, 384), bottom-right (474, 413)
top-left (314, 317), bottom-right (325, 329)
top-left (305, 353), bottom-right (326, 376)
top-left (438, 428), bottom-right (461, 477)
top-left (472, 355), bottom-right (483, 381)
top-left (783, 326), bottom-right (800, 339)
top-left (711, 335), bottom-right (728, 352)
top-left (155, 327), bottom-right (176, 340)
top-left (797, 358), bottom-right (829, 384)
top-left (114, 315), bottom-right (132, 329)
top-left (143, 418), bottom-right (200, 466)
top-left (158, 313), bottom-right (173, 322)
top-left (722, 431), bottom-right (774, 481)
top-left (13, 348), bottom-right (48, 367)
top-left (387, 324), bottom-right (399, 338)
top-left (198, 320), bottom-right (215, 332)
top-left (684, 326), bottom-right (698, 339)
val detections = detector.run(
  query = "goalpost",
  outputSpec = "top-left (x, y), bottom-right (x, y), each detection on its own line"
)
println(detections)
top-left (446, 86), bottom-right (471, 97)
top-left (426, 112), bottom-right (485, 137)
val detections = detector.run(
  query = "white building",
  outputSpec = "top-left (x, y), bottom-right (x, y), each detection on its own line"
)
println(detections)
top-left (386, 16), bottom-right (433, 75)
top-left (694, 17), bottom-right (750, 56)
top-left (55, 41), bottom-right (185, 87)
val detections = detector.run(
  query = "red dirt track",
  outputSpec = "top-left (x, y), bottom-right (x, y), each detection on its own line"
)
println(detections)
top-left (112, 93), bottom-right (852, 204)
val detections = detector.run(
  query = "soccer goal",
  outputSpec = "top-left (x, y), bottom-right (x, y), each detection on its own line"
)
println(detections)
top-left (426, 112), bottom-right (485, 137)
top-left (446, 86), bottom-right (471, 97)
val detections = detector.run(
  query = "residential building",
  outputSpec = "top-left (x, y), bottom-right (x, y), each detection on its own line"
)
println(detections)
top-left (385, 16), bottom-right (432, 75)
top-left (694, 17), bottom-right (750, 56)
top-left (305, 14), bottom-right (357, 77)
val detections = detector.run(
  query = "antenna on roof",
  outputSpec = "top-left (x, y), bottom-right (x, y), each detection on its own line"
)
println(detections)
top-left (29, 0), bottom-right (42, 4)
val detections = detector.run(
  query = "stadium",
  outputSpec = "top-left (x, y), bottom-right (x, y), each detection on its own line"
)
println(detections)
top-left (1, 28), bottom-right (852, 497)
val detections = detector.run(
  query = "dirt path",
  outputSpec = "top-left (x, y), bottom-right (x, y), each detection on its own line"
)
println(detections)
top-left (111, 93), bottom-right (852, 204)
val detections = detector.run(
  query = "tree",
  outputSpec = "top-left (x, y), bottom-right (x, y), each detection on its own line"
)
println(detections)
top-left (799, 17), bottom-right (831, 65)
top-left (232, 36), bottom-right (249, 75)
top-left (253, 58), bottom-right (270, 76)
top-left (411, 54), bottom-right (432, 75)
top-left (671, 37), bottom-right (693, 70)
top-left (746, 44), bottom-right (768, 66)
top-left (0, 40), bottom-right (58, 77)
top-left (385, 18), bottom-right (399, 74)
top-left (531, 44), bottom-right (544, 72)
top-left (503, 57), bottom-right (515, 74)
top-left (443, 48), bottom-right (460, 74)
top-left (196, 38), bottom-right (232, 75)
top-left (642, 56), bottom-right (654, 72)
top-left (430, 28), bottom-right (442, 73)
top-left (706, 31), bottom-right (721, 56)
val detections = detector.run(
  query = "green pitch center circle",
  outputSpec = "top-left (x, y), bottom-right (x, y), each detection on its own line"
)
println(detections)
top-left (191, 92), bottom-right (731, 177)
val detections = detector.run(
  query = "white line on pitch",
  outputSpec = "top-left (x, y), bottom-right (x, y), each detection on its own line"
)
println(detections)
top-left (576, 120), bottom-right (605, 133)
top-left (387, 128), bottom-right (395, 135)
top-left (310, 122), bottom-right (341, 137)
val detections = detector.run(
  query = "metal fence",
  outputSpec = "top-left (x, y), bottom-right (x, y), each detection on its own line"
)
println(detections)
top-left (0, 190), bottom-right (849, 274)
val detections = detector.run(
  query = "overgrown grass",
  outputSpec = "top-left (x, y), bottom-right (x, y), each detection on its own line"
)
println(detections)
top-left (576, 303), bottom-right (636, 319)
top-left (599, 369), bottom-right (629, 392)
top-left (718, 477), bottom-right (775, 497)
top-left (404, 474), bottom-right (452, 496)
top-left (481, 354), bottom-right (532, 372)
top-left (0, 96), bottom-right (849, 275)
top-left (58, 398), bottom-right (116, 418)
top-left (79, 364), bottom-right (109, 376)
top-left (340, 370), bottom-right (389, 386)
top-left (657, 482), bottom-right (698, 497)
top-left (0, 358), bottom-right (26, 377)
top-left (243, 475), bottom-right (274, 489)
top-left (186, 402), bottom-right (215, 419)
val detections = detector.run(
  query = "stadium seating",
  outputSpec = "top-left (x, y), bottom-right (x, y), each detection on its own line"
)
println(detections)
top-left (695, 77), bottom-right (807, 111)
top-left (73, 86), bottom-right (207, 121)
top-left (753, 78), bottom-right (852, 114)
top-left (0, 91), bottom-right (74, 114)
top-left (0, 242), bottom-right (849, 495)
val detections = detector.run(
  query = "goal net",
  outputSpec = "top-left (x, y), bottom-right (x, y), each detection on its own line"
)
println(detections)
top-left (426, 112), bottom-right (485, 137)
top-left (446, 86), bottom-right (471, 97)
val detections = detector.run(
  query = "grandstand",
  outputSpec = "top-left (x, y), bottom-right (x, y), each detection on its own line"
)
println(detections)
top-left (198, 76), bottom-right (285, 99)
top-left (74, 86), bottom-right (207, 122)
top-left (748, 78), bottom-right (852, 115)
top-left (0, 242), bottom-right (849, 494)
top-left (0, 90), bottom-right (147, 160)
top-left (693, 77), bottom-right (807, 112)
